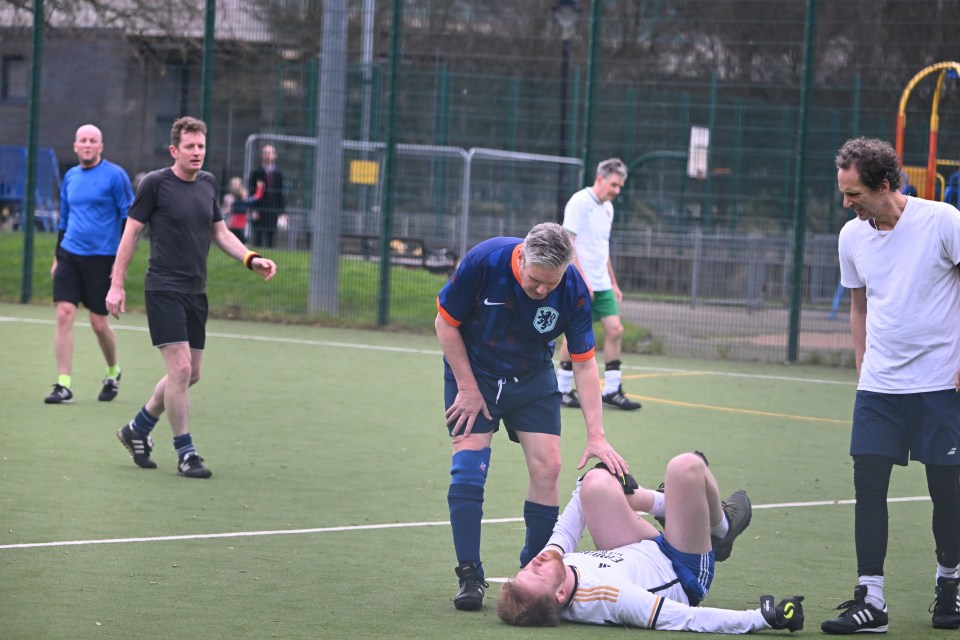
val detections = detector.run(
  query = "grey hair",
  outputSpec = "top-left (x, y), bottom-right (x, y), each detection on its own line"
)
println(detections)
top-left (522, 222), bottom-right (575, 269)
top-left (835, 137), bottom-right (902, 191)
top-left (597, 157), bottom-right (628, 181)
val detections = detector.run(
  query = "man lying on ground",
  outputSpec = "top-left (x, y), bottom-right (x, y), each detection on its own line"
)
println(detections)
top-left (497, 451), bottom-right (804, 633)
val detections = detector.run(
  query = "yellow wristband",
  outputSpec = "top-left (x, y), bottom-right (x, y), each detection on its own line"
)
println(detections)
top-left (243, 251), bottom-right (262, 270)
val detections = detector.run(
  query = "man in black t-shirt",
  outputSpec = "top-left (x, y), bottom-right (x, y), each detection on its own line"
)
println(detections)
top-left (106, 116), bottom-right (277, 479)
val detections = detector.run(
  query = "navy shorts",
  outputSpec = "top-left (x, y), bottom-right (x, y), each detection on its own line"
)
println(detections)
top-left (653, 534), bottom-right (715, 607)
top-left (52, 248), bottom-right (114, 316)
top-left (145, 290), bottom-right (208, 349)
top-left (443, 362), bottom-right (561, 443)
top-left (852, 390), bottom-right (960, 466)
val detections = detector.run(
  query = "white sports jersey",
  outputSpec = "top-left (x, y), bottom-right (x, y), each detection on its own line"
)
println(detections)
top-left (838, 197), bottom-right (960, 392)
top-left (560, 544), bottom-right (767, 632)
top-left (545, 481), bottom-right (769, 633)
top-left (563, 187), bottom-right (614, 291)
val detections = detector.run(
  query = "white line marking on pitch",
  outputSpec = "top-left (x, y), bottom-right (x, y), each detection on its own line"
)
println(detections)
top-left (0, 497), bottom-right (930, 551)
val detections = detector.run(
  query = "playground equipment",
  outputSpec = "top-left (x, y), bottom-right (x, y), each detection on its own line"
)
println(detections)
top-left (894, 61), bottom-right (960, 200)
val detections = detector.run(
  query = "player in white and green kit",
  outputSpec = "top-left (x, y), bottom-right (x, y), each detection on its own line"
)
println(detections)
top-left (556, 158), bottom-right (641, 411)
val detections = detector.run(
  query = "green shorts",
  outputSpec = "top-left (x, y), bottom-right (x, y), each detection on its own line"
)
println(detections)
top-left (591, 289), bottom-right (619, 321)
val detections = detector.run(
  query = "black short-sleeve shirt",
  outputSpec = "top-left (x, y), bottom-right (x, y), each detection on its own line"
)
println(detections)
top-left (128, 167), bottom-right (223, 294)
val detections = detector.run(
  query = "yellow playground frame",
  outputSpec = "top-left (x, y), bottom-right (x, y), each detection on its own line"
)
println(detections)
top-left (895, 61), bottom-right (960, 200)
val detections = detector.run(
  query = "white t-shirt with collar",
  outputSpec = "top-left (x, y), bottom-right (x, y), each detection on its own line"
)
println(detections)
top-left (563, 187), bottom-right (614, 291)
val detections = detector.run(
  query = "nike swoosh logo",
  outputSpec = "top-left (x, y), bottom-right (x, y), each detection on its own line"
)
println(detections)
top-left (483, 298), bottom-right (506, 306)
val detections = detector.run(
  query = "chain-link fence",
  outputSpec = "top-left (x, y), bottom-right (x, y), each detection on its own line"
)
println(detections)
top-left (2, 0), bottom-right (959, 361)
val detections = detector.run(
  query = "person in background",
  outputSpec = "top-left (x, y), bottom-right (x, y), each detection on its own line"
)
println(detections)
top-left (248, 144), bottom-right (285, 248)
top-left (221, 176), bottom-right (264, 243)
top-left (555, 158), bottom-right (641, 412)
top-left (45, 123), bottom-right (133, 404)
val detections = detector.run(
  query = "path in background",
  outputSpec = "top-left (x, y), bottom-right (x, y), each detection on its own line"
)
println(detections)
top-left (621, 298), bottom-right (851, 362)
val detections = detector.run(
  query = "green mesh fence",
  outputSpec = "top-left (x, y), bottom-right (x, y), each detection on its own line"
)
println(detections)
top-left (3, 0), bottom-right (959, 361)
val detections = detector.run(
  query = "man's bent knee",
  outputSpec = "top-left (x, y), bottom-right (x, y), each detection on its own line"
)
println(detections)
top-left (666, 452), bottom-right (709, 478)
top-left (581, 465), bottom-right (625, 497)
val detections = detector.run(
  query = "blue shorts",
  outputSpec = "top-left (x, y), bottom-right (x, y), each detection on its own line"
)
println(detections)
top-left (443, 362), bottom-right (561, 443)
top-left (852, 390), bottom-right (960, 466)
top-left (653, 534), bottom-right (714, 606)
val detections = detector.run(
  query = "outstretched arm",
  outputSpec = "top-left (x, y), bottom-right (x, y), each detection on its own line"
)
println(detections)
top-left (571, 357), bottom-right (628, 476)
top-left (607, 587), bottom-right (803, 634)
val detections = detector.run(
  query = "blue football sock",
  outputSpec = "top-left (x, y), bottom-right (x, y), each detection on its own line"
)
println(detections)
top-left (173, 433), bottom-right (195, 460)
top-left (448, 483), bottom-right (484, 572)
top-left (448, 448), bottom-right (490, 573)
top-left (519, 501), bottom-right (559, 568)
top-left (130, 406), bottom-right (159, 437)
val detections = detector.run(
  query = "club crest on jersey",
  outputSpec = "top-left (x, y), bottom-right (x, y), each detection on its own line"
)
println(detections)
top-left (534, 306), bottom-right (559, 333)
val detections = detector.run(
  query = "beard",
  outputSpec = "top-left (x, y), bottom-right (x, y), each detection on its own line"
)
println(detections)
top-left (540, 549), bottom-right (567, 584)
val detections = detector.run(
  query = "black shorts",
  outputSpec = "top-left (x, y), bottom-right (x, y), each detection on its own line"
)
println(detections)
top-left (145, 290), bottom-right (208, 349)
top-left (52, 248), bottom-right (115, 316)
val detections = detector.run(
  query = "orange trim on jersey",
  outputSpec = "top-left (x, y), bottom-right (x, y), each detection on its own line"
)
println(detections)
top-left (647, 594), bottom-right (664, 629)
top-left (573, 584), bottom-right (620, 603)
top-left (570, 347), bottom-right (595, 362)
top-left (511, 243), bottom-right (523, 283)
top-left (436, 297), bottom-right (462, 327)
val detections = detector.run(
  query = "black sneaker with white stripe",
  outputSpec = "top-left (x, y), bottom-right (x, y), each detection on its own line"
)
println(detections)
top-left (821, 585), bottom-right (888, 634)
top-left (117, 423), bottom-right (157, 469)
top-left (931, 576), bottom-right (960, 629)
top-left (453, 561), bottom-right (488, 611)
top-left (44, 384), bottom-right (74, 404)
top-left (560, 389), bottom-right (580, 408)
top-left (602, 385), bottom-right (641, 410)
top-left (178, 452), bottom-right (212, 479)
top-left (98, 370), bottom-right (121, 402)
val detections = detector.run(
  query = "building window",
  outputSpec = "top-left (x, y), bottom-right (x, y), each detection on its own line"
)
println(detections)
top-left (1, 56), bottom-right (27, 102)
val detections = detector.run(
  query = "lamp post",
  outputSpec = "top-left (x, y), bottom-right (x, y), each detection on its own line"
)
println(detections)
top-left (554, 0), bottom-right (580, 222)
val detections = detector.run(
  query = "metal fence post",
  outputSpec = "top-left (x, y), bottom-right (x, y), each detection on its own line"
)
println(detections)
top-left (20, 0), bottom-right (43, 304)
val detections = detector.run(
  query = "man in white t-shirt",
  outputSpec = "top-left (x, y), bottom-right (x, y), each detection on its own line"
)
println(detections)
top-left (497, 452), bottom-right (803, 633)
top-left (822, 137), bottom-right (960, 634)
top-left (556, 158), bottom-right (641, 411)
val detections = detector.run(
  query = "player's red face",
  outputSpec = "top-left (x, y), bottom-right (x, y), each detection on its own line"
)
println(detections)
top-left (512, 549), bottom-right (566, 599)
top-left (518, 260), bottom-right (565, 300)
top-left (171, 132), bottom-right (207, 178)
